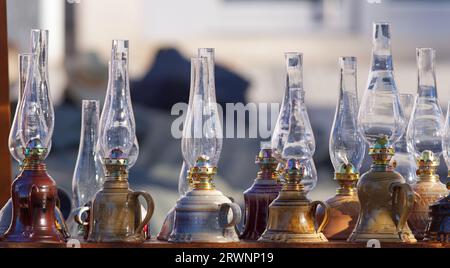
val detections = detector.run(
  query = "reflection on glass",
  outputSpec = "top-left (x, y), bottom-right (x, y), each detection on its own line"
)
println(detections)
top-left (407, 48), bottom-right (444, 159)
top-left (98, 40), bottom-right (137, 162)
top-left (182, 56), bottom-right (222, 168)
top-left (329, 56), bottom-right (365, 174)
top-left (9, 53), bottom-right (31, 165)
top-left (19, 29), bottom-right (54, 152)
top-left (394, 93), bottom-right (417, 184)
top-left (358, 22), bottom-right (405, 145)
top-left (443, 101), bottom-right (450, 173)
top-left (72, 100), bottom-right (102, 209)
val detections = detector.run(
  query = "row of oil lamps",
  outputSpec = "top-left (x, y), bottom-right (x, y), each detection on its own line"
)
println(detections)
top-left (0, 22), bottom-right (449, 245)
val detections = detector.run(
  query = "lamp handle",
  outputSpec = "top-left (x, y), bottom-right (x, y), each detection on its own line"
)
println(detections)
top-left (310, 200), bottom-right (330, 233)
top-left (219, 202), bottom-right (242, 228)
top-left (55, 206), bottom-right (70, 239)
top-left (74, 206), bottom-right (90, 226)
top-left (391, 182), bottom-right (415, 232)
top-left (132, 191), bottom-right (154, 234)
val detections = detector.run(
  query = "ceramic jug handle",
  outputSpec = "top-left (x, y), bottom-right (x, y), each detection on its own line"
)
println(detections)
top-left (54, 206), bottom-right (70, 239)
top-left (310, 200), bottom-right (330, 233)
top-left (133, 191), bottom-right (154, 234)
top-left (75, 206), bottom-right (90, 226)
top-left (218, 202), bottom-right (242, 228)
top-left (391, 182), bottom-right (415, 232)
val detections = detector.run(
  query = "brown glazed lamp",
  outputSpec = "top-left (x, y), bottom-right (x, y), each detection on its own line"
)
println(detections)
top-left (348, 137), bottom-right (416, 243)
top-left (425, 181), bottom-right (450, 242)
top-left (75, 154), bottom-right (154, 243)
top-left (317, 163), bottom-right (360, 240)
top-left (408, 151), bottom-right (448, 240)
top-left (0, 166), bottom-right (69, 239)
top-left (2, 141), bottom-right (66, 243)
top-left (240, 143), bottom-right (282, 240)
top-left (259, 159), bottom-right (330, 243)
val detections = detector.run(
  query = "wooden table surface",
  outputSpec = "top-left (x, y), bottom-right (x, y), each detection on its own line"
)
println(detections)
top-left (0, 239), bottom-right (448, 248)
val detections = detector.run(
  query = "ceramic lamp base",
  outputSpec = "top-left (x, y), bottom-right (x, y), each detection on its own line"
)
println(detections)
top-left (2, 166), bottom-right (66, 244)
top-left (240, 179), bottom-right (281, 240)
top-left (318, 194), bottom-right (360, 240)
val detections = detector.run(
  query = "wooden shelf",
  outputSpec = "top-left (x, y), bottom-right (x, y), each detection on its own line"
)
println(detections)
top-left (0, 240), bottom-right (448, 248)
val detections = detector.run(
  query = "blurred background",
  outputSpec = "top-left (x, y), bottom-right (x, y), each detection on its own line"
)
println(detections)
top-left (5, 0), bottom-right (450, 234)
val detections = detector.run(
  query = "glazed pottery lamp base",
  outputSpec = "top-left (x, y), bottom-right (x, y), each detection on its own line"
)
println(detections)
top-left (409, 151), bottom-right (448, 241)
top-left (259, 159), bottom-right (329, 243)
top-left (78, 157), bottom-right (154, 243)
top-left (348, 137), bottom-right (416, 243)
top-left (2, 145), bottom-right (65, 243)
top-left (318, 163), bottom-right (360, 240)
top-left (169, 156), bottom-right (241, 243)
top-left (240, 145), bottom-right (282, 240)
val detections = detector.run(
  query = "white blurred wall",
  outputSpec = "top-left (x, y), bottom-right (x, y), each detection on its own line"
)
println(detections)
top-left (74, 0), bottom-right (450, 109)
top-left (8, 0), bottom-right (450, 108)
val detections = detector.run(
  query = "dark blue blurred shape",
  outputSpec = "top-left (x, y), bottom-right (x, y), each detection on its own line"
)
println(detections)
top-left (131, 48), bottom-right (249, 110)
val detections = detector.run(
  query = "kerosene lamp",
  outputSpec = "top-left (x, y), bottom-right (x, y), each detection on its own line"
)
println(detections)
top-left (348, 22), bottom-right (416, 243)
top-left (240, 141), bottom-right (282, 240)
top-left (2, 30), bottom-right (66, 243)
top-left (259, 158), bottom-right (329, 243)
top-left (158, 48), bottom-right (220, 240)
top-left (406, 48), bottom-right (448, 240)
top-left (169, 55), bottom-right (241, 243)
top-left (425, 101), bottom-right (450, 242)
top-left (318, 57), bottom-right (365, 240)
top-left (259, 62), bottom-right (329, 242)
top-left (74, 40), bottom-right (154, 243)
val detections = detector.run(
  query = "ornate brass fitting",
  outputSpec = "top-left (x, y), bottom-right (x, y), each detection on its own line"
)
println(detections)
top-left (282, 159), bottom-right (305, 191)
top-left (256, 147), bottom-right (279, 181)
top-left (259, 159), bottom-right (330, 243)
top-left (189, 155), bottom-right (217, 190)
top-left (415, 150), bottom-right (439, 180)
top-left (22, 139), bottom-right (48, 168)
top-left (335, 163), bottom-right (359, 195)
top-left (368, 136), bottom-right (396, 169)
top-left (104, 157), bottom-right (128, 179)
